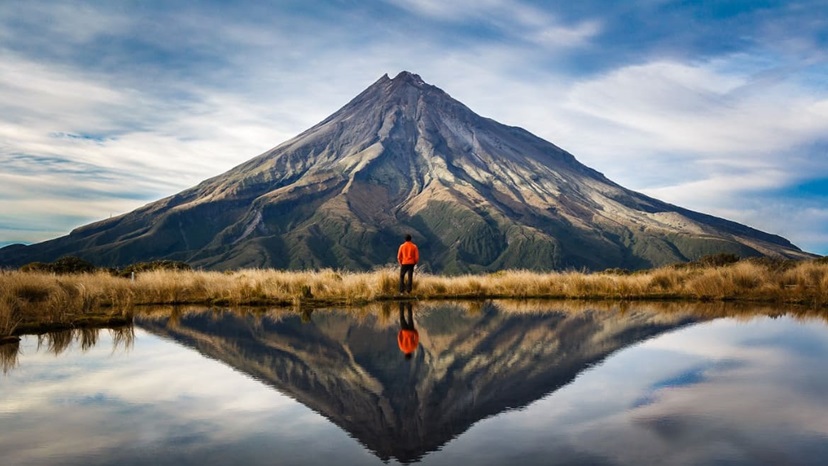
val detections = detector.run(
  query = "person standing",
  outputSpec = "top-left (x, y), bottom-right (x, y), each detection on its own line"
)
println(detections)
top-left (397, 234), bottom-right (419, 293)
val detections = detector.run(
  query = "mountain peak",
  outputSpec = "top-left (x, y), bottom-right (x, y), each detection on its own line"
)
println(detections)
top-left (343, 71), bottom-right (440, 114)
top-left (368, 71), bottom-right (433, 96)
top-left (392, 70), bottom-right (425, 86)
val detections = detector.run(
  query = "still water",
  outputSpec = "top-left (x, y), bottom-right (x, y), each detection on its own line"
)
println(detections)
top-left (2, 301), bottom-right (827, 465)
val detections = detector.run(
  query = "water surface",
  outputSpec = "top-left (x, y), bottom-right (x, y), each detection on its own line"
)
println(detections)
top-left (2, 301), bottom-right (827, 465)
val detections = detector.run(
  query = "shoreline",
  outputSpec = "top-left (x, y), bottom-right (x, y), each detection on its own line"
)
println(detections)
top-left (2, 259), bottom-right (826, 339)
top-left (1, 293), bottom-right (825, 342)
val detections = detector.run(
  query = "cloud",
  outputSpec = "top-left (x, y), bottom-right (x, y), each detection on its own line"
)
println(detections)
top-left (0, 2), bottom-right (130, 52)
top-left (0, 50), bottom-right (304, 242)
top-left (565, 60), bottom-right (828, 155)
top-left (538, 58), bottom-right (828, 252)
top-left (384, 0), bottom-right (601, 52)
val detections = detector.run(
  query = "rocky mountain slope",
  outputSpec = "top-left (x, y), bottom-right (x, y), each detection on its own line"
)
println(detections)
top-left (0, 71), bottom-right (813, 271)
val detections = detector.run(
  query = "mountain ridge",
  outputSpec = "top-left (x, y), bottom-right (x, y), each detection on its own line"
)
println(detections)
top-left (0, 71), bottom-right (814, 271)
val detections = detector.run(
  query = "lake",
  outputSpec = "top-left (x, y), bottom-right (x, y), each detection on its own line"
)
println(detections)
top-left (2, 301), bottom-right (827, 465)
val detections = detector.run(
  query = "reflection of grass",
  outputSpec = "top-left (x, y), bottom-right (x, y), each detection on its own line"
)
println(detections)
top-left (5, 299), bottom-right (823, 377)
top-left (1, 326), bottom-right (134, 374)
top-left (1, 259), bottom-right (827, 337)
top-left (31, 326), bottom-right (134, 356)
top-left (1, 339), bottom-right (18, 374)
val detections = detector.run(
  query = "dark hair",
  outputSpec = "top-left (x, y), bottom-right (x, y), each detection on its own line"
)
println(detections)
top-left (405, 234), bottom-right (412, 241)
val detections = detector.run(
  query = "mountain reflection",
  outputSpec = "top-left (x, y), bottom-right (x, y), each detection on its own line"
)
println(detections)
top-left (136, 301), bottom-right (703, 463)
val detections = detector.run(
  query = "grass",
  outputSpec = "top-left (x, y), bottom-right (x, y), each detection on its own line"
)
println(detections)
top-left (1, 258), bottom-right (827, 338)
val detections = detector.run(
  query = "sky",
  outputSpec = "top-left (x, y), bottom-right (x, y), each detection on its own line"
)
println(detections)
top-left (1, 0), bottom-right (827, 255)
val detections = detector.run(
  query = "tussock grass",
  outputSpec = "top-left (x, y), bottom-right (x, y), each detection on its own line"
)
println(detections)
top-left (0, 270), bottom-right (134, 337)
top-left (2, 259), bottom-right (827, 337)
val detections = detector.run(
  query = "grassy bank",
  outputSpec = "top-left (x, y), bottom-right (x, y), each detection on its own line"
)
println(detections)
top-left (1, 258), bottom-right (827, 337)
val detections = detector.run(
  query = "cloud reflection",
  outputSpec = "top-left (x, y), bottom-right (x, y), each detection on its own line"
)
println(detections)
top-left (443, 316), bottom-right (828, 465)
top-left (0, 328), bottom-right (338, 465)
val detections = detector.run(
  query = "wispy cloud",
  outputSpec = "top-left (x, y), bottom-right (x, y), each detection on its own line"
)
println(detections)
top-left (383, 0), bottom-right (601, 51)
top-left (516, 57), bottom-right (827, 250)
top-left (565, 60), bottom-right (828, 155)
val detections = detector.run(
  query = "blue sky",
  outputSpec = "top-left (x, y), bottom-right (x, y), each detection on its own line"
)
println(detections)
top-left (1, 0), bottom-right (826, 255)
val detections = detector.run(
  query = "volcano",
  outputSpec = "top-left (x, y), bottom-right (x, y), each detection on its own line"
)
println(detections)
top-left (0, 71), bottom-right (812, 272)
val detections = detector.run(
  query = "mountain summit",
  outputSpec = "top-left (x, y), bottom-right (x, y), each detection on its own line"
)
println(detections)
top-left (0, 71), bottom-right (813, 271)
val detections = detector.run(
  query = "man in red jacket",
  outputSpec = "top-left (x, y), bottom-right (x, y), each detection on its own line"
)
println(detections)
top-left (397, 234), bottom-right (419, 293)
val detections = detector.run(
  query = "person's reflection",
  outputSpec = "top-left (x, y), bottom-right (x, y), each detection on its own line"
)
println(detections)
top-left (300, 308), bottom-right (314, 323)
top-left (398, 302), bottom-right (419, 360)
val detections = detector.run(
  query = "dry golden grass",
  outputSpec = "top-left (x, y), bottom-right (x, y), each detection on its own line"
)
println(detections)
top-left (0, 270), bottom-right (134, 336)
top-left (1, 260), bottom-right (827, 337)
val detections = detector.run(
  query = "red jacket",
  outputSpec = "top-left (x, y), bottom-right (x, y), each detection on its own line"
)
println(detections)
top-left (398, 329), bottom-right (419, 354)
top-left (397, 241), bottom-right (419, 265)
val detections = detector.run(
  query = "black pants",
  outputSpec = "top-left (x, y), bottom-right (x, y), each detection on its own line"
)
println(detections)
top-left (399, 264), bottom-right (415, 293)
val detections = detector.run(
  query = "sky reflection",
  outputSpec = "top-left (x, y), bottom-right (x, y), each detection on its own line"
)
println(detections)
top-left (437, 317), bottom-right (828, 466)
top-left (0, 328), bottom-right (370, 466)
top-left (1, 306), bottom-right (827, 465)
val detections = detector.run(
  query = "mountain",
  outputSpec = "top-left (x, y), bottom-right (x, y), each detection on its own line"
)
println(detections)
top-left (136, 302), bottom-right (703, 462)
top-left (0, 71), bottom-right (813, 272)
